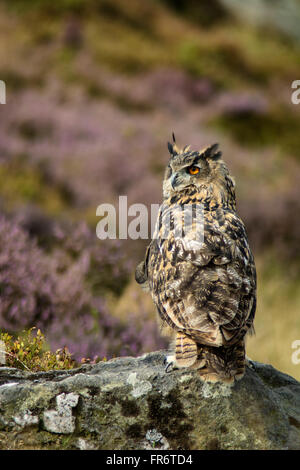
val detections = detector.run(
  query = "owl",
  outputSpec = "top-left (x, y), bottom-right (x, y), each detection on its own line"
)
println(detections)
top-left (135, 136), bottom-right (256, 384)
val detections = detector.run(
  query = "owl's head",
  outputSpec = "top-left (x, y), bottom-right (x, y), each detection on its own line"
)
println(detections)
top-left (162, 135), bottom-right (235, 205)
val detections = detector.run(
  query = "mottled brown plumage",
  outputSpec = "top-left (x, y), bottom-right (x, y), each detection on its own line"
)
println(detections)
top-left (135, 138), bottom-right (256, 383)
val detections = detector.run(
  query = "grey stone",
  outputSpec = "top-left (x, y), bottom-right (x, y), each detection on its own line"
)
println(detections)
top-left (0, 350), bottom-right (299, 450)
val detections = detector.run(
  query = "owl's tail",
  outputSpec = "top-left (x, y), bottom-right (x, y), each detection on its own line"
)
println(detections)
top-left (197, 340), bottom-right (246, 384)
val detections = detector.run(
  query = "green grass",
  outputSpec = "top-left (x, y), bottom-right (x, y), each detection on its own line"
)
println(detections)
top-left (3, 0), bottom-right (300, 85)
top-left (210, 106), bottom-right (300, 159)
top-left (0, 157), bottom-right (71, 215)
top-left (0, 327), bottom-right (76, 371)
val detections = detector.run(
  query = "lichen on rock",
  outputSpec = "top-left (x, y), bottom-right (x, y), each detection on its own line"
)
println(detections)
top-left (42, 393), bottom-right (79, 434)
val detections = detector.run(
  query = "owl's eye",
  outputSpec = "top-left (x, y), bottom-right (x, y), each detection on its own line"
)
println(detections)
top-left (188, 166), bottom-right (199, 175)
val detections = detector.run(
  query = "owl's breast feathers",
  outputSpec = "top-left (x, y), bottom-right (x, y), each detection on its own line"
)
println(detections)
top-left (136, 189), bottom-right (256, 348)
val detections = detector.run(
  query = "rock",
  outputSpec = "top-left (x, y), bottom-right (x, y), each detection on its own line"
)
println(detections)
top-left (0, 350), bottom-right (299, 450)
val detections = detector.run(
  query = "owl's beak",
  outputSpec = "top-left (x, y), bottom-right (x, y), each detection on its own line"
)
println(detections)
top-left (170, 173), bottom-right (179, 190)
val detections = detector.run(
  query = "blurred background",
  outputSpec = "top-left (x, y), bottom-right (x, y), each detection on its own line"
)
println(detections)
top-left (0, 0), bottom-right (300, 378)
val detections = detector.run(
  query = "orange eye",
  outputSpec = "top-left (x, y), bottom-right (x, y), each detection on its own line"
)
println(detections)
top-left (188, 166), bottom-right (199, 175)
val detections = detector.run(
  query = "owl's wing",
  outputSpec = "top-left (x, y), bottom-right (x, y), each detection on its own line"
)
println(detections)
top-left (155, 209), bottom-right (256, 347)
top-left (135, 241), bottom-right (154, 291)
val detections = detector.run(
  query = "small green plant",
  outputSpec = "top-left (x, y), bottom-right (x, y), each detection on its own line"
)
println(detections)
top-left (0, 327), bottom-right (77, 371)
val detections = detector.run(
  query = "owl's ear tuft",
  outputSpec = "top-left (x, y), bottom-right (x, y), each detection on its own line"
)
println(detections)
top-left (183, 145), bottom-right (191, 153)
top-left (167, 141), bottom-right (177, 156)
top-left (168, 133), bottom-right (181, 156)
top-left (201, 143), bottom-right (222, 161)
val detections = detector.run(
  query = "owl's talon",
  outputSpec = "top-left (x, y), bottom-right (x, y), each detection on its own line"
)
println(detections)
top-left (164, 355), bottom-right (177, 373)
top-left (165, 362), bottom-right (174, 373)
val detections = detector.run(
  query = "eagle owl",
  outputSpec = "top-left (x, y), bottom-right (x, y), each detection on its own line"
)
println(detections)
top-left (135, 137), bottom-right (256, 384)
